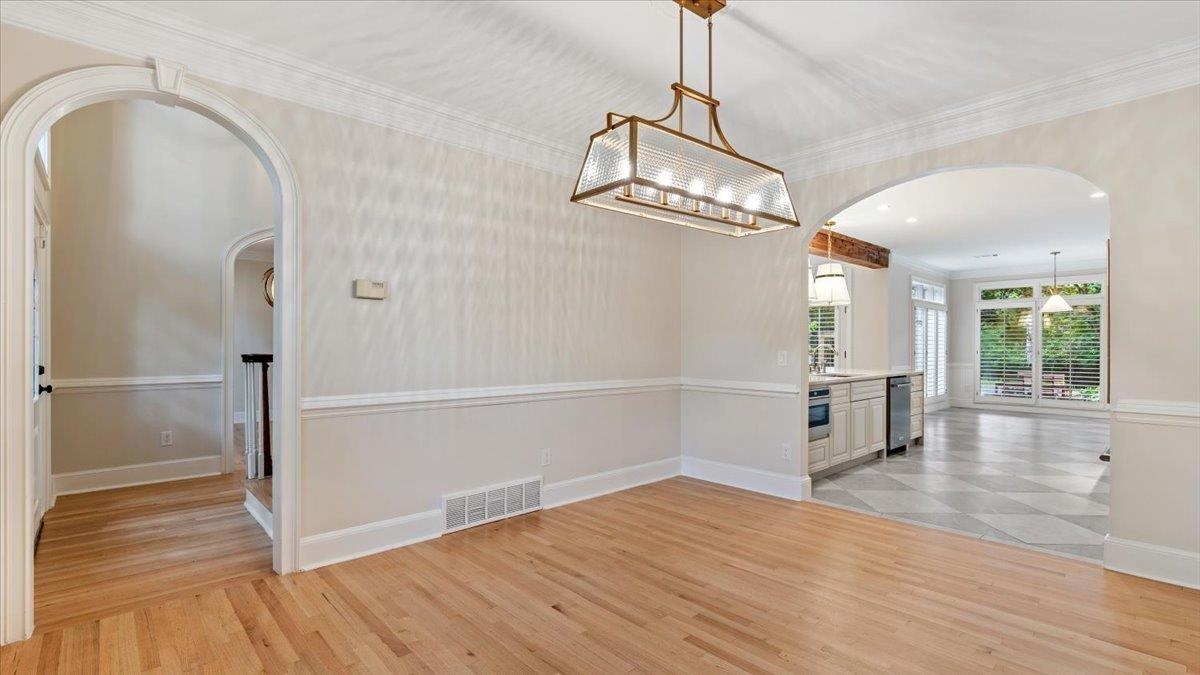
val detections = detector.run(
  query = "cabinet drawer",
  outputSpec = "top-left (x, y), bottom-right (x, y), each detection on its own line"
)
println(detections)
top-left (910, 392), bottom-right (924, 413)
top-left (809, 438), bottom-right (829, 471)
top-left (829, 384), bottom-right (850, 405)
top-left (850, 379), bottom-right (886, 401)
top-left (910, 414), bottom-right (923, 438)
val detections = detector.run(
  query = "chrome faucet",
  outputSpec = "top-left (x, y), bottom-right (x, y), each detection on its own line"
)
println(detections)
top-left (810, 344), bottom-right (837, 374)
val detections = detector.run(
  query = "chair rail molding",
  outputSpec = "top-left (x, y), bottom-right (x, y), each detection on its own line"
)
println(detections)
top-left (1111, 399), bottom-right (1200, 428)
top-left (51, 374), bottom-right (222, 394)
top-left (0, 64), bottom-right (302, 645)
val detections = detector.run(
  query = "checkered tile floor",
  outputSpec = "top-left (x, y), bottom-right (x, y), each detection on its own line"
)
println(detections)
top-left (812, 407), bottom-right (1110, 560)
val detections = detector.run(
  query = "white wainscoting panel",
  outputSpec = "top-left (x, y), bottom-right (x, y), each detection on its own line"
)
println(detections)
top-left (947, 362), bottom-right (974, 403)
top-left (1104, 535), bottom-right (1200, 589)
top-left (52, 374), bottom-right (221, 394)
top-left (53, 455), bottom-right (221, 496)
top-left (681, 457), bottom-right (808, 501)
top-left (542, 457), bottom-right (681, 509)
top-left (298, 509), bottom-right (443, 570)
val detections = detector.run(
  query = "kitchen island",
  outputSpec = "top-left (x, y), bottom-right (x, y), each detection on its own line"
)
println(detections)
top-left (808, 369), bottom-right (925, 475)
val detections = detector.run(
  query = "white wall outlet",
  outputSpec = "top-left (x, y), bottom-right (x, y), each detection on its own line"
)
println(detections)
top-left (781, 443), bottom-right (792, 460)
top-left (777, 350), bottom-right (788, 366)
top-left (540, 449), bottom-right (551, 467)
top-left (160, 430), bottom-right (174, 447)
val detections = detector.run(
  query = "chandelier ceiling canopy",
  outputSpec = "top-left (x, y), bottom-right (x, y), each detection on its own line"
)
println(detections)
top-left (570, 0), bottom-right (800, 237)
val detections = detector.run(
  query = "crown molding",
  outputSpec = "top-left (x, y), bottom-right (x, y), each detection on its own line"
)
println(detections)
top-left (774, 38), bottom-right (1200, 180)
top-left (948, 259), bottom-right (1106, 280)
top-left (0, 0), bottom-right (581, 177)
top-left (4, 3), bottom-right (1196, 182)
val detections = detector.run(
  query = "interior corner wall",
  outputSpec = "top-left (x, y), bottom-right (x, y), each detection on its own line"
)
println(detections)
top-left (48, 98), bottom-right (273, 475)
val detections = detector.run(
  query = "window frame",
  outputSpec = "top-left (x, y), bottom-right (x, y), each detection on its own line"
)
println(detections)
top-left (911, 276), bottom-right (948, 402)
top-left (808, 255), bottom-right (851, 372)
top-left (973, 273), bottom-right (1107, 410)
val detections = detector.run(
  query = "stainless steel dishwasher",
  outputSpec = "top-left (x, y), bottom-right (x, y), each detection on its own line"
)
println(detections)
top-left (887, 376), bottom-right (912, 454)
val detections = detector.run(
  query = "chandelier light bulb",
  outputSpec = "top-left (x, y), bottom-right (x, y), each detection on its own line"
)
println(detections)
top-left (688, 178), bottom-right (705, 195)
top-left (745, 193), bottom-right (762, 212)
top-left (656, 170), bottom-right (674, 187)
top-left (716, 186), bottom-right (733, 203)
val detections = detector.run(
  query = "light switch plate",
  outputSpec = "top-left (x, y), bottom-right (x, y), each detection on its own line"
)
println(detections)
top-left (353, 279), bottom-right (388, 300)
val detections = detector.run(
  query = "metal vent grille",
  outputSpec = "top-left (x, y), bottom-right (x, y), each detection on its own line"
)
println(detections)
top-left (443, 476), bottom-right (543, 533)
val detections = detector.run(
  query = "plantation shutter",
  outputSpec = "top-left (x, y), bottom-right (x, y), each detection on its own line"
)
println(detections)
top-left (978, 307), bottom-right (1033, 399)
top-left (809, 305), bottom-right (837, 373)
top-left (914, 305), bottom-right (947, 398)
top-left (1040, 304), bottom-right (1102, 402)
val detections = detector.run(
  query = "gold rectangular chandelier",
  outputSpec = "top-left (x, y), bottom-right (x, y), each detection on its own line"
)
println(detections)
top-left (569, 0), bottom-right (800, 237)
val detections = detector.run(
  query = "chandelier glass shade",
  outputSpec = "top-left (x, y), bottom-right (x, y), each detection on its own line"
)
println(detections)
top-left (570, 2), bottom-right (799, 237)
top-left (809, 221), bottom-right (851, 306)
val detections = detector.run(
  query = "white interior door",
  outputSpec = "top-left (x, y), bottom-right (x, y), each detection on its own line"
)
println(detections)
top-left (32, 140), bottom-right (52, 525)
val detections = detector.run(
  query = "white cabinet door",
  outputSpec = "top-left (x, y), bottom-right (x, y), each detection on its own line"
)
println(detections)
top-left (808, 438), bottom-right (829, 472)
top-left (869, 397), bottom-right (887, 452)
top-left (829, 404), bottom-right (850, 465)
top-left (850, 400), bottom-right (869, 459)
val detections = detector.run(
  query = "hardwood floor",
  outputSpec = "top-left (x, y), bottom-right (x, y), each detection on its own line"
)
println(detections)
top-left (5, 476), bottom-right (1197, 672)
top-left (31, 472), bottom-right (273, 633)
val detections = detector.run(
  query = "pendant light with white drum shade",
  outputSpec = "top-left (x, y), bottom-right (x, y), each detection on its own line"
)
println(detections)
top-left (811, 221), bottom-right (851, 307)
top-left (1040, 251), bottom-right (1072, 313)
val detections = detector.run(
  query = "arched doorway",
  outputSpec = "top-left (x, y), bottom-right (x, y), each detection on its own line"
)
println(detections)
top-left (0, 63), bottom-right (301, 643)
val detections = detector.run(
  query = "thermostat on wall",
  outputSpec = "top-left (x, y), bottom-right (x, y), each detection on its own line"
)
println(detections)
top-left (353, 279), bottom-right (388, 300)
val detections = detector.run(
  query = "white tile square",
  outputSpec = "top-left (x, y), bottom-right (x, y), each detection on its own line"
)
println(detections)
top-left (845, 490), bottom-right (957, 514)
top-left (920, 461), bottom-right (1007, 476)
top-left (971, 514), bottom-right (1105, 545)
top-left (1042, 462), bottom-right (1110, 478)
top-left (997, 492), bottom-right (1108, 516)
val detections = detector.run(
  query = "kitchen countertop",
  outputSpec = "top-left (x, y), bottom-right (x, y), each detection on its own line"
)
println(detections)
top-left (809, 369), bottom-right (924, 386)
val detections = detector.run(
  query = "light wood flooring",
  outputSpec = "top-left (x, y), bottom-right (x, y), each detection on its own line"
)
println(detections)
top-left (30, 472), bottom-right (273, 633)
top-left (5, 476), bottom-right (1197, 672)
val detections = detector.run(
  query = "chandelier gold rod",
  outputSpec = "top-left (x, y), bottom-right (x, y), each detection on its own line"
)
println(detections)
top-left (678, 5), bottom-right (684, 134)
top-left (708, 17), bottom-right (713, 145)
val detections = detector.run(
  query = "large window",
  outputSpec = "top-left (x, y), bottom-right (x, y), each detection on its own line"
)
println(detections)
top-left (912, 280), bottom-right (947, 399)
top-left (975, 275), bottom-right (1105, 407)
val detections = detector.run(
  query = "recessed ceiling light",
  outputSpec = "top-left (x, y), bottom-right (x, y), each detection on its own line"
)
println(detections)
top-left (905, 216), bottom-right (918, 223)
top-left (876, 203), bottom-right (890, 211)
top-left (1090, 190), bottom-right (1106, 199)
top-left (973, 253), bottom-right (1000, 258)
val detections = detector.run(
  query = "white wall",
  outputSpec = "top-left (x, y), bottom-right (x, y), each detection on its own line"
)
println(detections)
top-left (48, 98), bottom-right (273, 473)
top-left (233, 255), bottom-right (274, 412)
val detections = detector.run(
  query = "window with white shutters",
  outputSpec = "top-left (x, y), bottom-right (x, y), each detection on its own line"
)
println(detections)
top-left (978, 307), bottom-right (1034, 399)
top-left (912, 280), bottom-right (947, 399)
top-left (808, 305), bottom-right (838, 373)
top-left (1040, 303), bottom-right (1102, 402)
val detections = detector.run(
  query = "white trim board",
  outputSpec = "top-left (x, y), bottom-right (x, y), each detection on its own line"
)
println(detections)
top-left (1104, 535), bottom-right (1200, 590)
top-left (1112, 399), bottom-right (1200, 428)
top-left (52, 455), bottom-right (221, 497)
top-left (301, 378), bottom-right (683, 418)
top-left (680, 378), bottom-right (801, 398)
top-left (51, 374), bottom-right (221, 394)
top-left (3, 3), bottom-right (1197, 182)
top-left (949, 399), bottom-right (1110, 420)
top-left (542, 457), bottom-right (681, 509)
top-left (681, 457), bottom-right (809, 501)
top-left (298, 509), bottom-right (442, 571)
top-left (243, 494), bottom-right (273, 540)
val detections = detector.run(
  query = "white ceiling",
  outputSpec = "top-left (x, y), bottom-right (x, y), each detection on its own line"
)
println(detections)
top-left (831, 166), bottom-right (1110, 275)
top-left (121, 0), bottom-right (1200, 165)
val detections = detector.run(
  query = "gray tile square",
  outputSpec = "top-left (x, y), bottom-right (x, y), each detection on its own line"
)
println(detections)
top-left (971, 514), bottom-right (1106, 545)
top-left (844, 490), bottom-right (957, 514)
top-left (812, 489), bottom-right (873, 512)
top-left (829, 473), bottom-right (912, 491)
top-left (930, 491), bottom-right (1043, 514)
top-left (920, 461), bottom-right (1007, 476)
top-left (887, 474), bottom-right (986, 494)
top-left (1016, 475), bottom-right (1109, 494)
top-left (955, 475), bottom-right (1063, 493)
top-left (1057, 515), bottom-right (1110, 537)
top-left (1042, 462), bottom-right (1110, 477)
top-left (997, 492), bottom-right (1108, 516)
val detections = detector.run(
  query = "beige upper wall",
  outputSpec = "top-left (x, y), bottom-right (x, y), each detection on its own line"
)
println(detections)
top-left (50, 99), bottom-right (274, 379)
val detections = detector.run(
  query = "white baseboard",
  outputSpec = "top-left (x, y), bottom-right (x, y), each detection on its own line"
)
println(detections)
top-left (1104, 534), bottom-right (1200, 589)
top-left (243, 494), bottom-right (273, 540)
top-left (925, 399), bottom-right (950, 413)
top-left (543, 457), bottom-right (681, 509)
top-left (298, 509), bottom-right (443, 570)
top-left (681, 456), bottom-right (806, 501)
top-left (53, 455), bottom-right (222, 496)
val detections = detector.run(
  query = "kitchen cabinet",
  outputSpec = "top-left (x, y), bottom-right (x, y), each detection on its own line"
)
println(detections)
top-left (808, 437), bottom-right (829, 472)
top-left (850, 399), bottom-right (870, 459)
top-left (869, 397), bottom-right (887, 452)
top-left (829, 404), bottom-right (850, 465)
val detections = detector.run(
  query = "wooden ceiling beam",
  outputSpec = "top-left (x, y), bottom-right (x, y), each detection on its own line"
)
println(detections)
top-left (810, 230), bottom-right (890, 269)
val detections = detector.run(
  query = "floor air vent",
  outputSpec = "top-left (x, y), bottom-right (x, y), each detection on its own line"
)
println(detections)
top-left (443, 477), bottom-right (541, 533)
